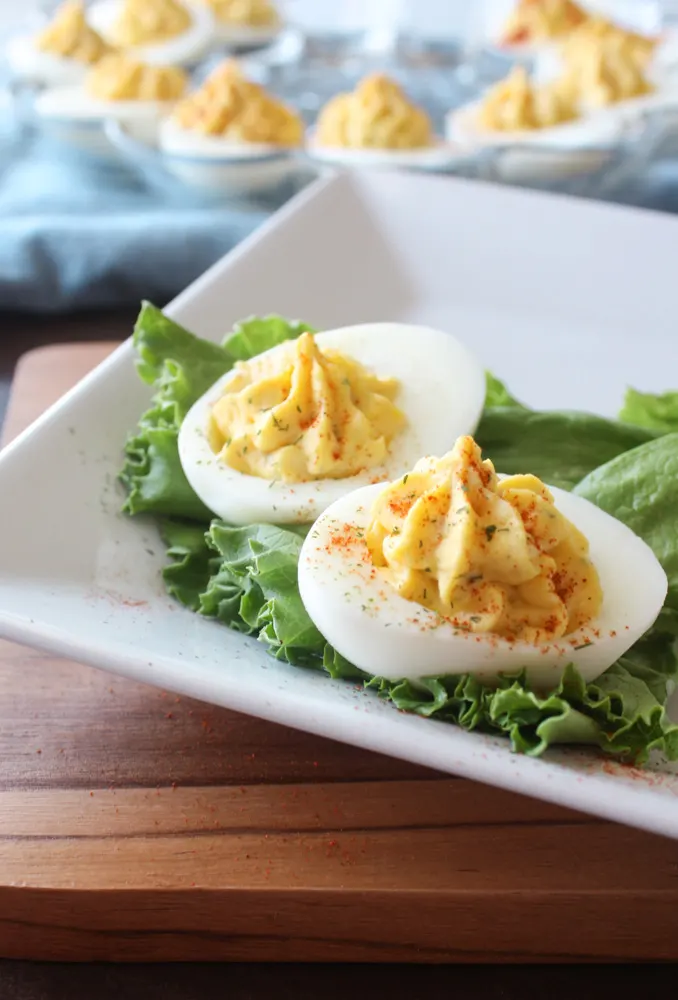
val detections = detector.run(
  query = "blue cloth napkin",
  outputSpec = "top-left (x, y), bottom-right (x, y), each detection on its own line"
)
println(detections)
top-left (0, 116), bottom-right (314, 313)
top-left (2, 104), bottom-right (678, 313)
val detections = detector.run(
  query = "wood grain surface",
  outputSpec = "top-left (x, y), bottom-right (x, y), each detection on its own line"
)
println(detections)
top-left (1, 343), bottom-right (678, 964)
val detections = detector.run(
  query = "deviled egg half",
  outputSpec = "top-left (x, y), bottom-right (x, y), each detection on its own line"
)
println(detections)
top-left (6, 1), bottom-right (111, 87)
top-left (34, 52), bottom-right (187, 153)
top-left (157, 59), bottom-right (304, 192)
top-left (447, 17), bottom-right (672, 183)
top-left (298, 435), bottom-right (668, 689)
top-left (308, 74), bottom-right (461, 172)
top-left (197, 0), bottom-right (281, 48)
top-left (178, 323), bottom-right (487, 525)
top-left (493, 0), bottom-right (588, 57)
top-left (88, 0), bottom-right (214, 67)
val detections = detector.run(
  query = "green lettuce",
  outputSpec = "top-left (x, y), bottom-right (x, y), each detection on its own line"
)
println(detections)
top-left (120, 303), bottom-right (312, 521)
top-left (120, 305), bottom-right (678, 764)
top-left (484, 372), bottom-right (528, 409)
top-left (223, 315), bottom-right (315, 360)
top-left (162, 517), bottom-right (365, 676)
top-left (368, 656), bottom-right (678, 763)
top-left (619, 387), bottom-right (678, 434)
top-left (477, 408), bottom-right (659, 490)
top-left (575, 433), bottom-right (678, 612)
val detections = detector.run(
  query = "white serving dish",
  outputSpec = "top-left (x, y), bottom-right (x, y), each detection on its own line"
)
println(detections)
top-left (1, 170), bottom-right (678, 838)
top-left (105, 117), bottom-right (305, 194)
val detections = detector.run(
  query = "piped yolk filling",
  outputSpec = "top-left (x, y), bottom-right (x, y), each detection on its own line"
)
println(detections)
top-left (477, 66), bottom-right (578, 131)
top-left (501, 0), bottom-right (588, 45)
top-left (366, 436), bottom-right (602, 645)
top-left (208, 332), bottom-right (405, 483)
top-left (172, 60), bottom-right (303, 144)
top-left (37, 1), bottom-right (111, 64)
top-left (316, 73), bottom-right (434, 150)
top-left (113, 0), bottom-right (192, 46)
top-left (203, 0), bottom-right (279, 27)
top-left (558, 18), bottom-right (656, 106)
top-left (86, 52), bottom-right (187, 100)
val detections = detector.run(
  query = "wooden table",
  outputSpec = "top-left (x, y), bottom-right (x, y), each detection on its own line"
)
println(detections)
top-left (0, 312), bottom-right (674, 998)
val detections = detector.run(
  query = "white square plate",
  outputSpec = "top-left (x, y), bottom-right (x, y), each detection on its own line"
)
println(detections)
top-left (2, 170), bottom-right (678, 838)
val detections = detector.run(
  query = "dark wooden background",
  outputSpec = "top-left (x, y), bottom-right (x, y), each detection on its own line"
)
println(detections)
top-left (0, 310), bottom-right (669, 998)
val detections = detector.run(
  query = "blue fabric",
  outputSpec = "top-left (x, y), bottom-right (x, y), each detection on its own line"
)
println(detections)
top-left (0, 116), bottom-right (312, 313)
top-left (2, 102), bottom-right (678, 313)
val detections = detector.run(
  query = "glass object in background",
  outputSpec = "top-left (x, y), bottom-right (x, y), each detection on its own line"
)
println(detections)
top-left (444, 1), bottom-right (522, 98)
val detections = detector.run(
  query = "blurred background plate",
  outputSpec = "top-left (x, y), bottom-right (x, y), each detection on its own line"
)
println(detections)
top-left (105, 115), bottom-right (318, 198)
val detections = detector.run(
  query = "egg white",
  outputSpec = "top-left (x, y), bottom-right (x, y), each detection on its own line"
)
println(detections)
top-left (159, 117), bottom-right (296, 159)
top-left (34, 84), bottom-right (178, 124)
top-left (87, 0), bottom-right (215, 67)
top-left (5, 34), bottom-right (89, 87)
top-left (445, 98), bottom-right (624, 152)
top-left (306, 135), bottom-right (464, 172)
top-left (178, 323), bottom-right (486, 526)
top-left (298, 481), bottom-right (668, 689)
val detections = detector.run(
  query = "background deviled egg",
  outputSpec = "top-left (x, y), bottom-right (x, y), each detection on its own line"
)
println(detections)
top-left (178, 322), bottom-right (487, 525)
top-left (197, 0), bottom-right (282, 49)
top-left (493, 0), bottom-right (588, 57)
top-left (307, 73), bottom-right (462, 173)
top-left (34, 52), bottom-right (187, 155)
top-left (298, 439), bottom-right (668, 689)
top-left (157, 59), bottom-right (304, 192)
top-left (444, 64), bottom-right (616, 183)
top-left (88, 0), bottom-right (214, 68)
top-left (6, 1), bottom-right (111, 88)
top-left (445, 16), bottom-right (678, 186)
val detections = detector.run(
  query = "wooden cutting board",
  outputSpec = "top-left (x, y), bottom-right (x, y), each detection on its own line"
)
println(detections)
top-left (1, 343), bottom-right (678, 964)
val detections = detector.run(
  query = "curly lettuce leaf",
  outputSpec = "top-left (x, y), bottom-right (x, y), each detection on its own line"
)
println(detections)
top-left (476, 408), bottom-right (659, 490)
top-left (120, 303), bottom-right (312, 521)
top-left (161, 518), bottom-right (220, 609)
top-left (223, 315), bottom-right (315, 361)
top-left (619, 387), bottom-right (678, 434)
top-left (368, 652), bottom-right (678, 764)
top-left (133, 302), bottom-right (233, 417)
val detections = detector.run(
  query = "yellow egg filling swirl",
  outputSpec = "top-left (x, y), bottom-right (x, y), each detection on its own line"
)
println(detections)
top-left (559, 18), bottom-right (656, 106)
top-left (86, 52), bottom-right (187, 100)
top-left (366, 436), bottom-right (602, 645)
top-left (112, 0), bottom-right (192, 46)
top-left (477, 66), bottom-right (578, 131)
top-left (202, 0), bottom-right (279, 27)
top-left (316, 74), bottom-right (434, 150)
top-left (501, 0), bottom-right (588, 45)
top-left (207, 332), bottom-right (406, 483)
top-left (37, 0), bottom-right (111, 64)
top-left (172, 60), bottom-right (303, 145)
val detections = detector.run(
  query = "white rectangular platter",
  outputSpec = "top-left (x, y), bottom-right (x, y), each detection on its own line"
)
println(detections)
top-left (1, 169), bottom-right (678, 837)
